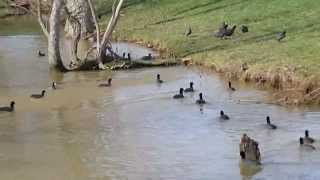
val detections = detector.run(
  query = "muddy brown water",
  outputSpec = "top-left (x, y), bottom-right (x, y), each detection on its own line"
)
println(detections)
top-left (1, 16), bottom-right (320, 180)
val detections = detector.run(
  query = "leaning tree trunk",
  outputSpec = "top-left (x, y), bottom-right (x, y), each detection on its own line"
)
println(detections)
top-left (48, 0), bottom-right (67, 71)
top-left (97, 0), bottom-right (124, 69)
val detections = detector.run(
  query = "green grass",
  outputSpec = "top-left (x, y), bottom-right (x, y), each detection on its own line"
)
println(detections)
top-left (100, 0), bottom-right (320, 78)
top-left (0, 0), bottom-right (9, 18)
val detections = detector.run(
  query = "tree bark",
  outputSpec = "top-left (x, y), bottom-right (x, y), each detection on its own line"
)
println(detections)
top-left (65, 0), bottom-right (94, 38)
top-left (64, 7), bottom-right (82, 62)
top-left (48, 0), bottom-right (67, 71)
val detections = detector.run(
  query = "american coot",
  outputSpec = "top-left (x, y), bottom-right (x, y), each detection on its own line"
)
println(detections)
top-left (0, 101), bottom-right (15, 112)
top-left (277, 31), bottom-right (286, 42)
top-left (220, 110), bottom-right (230, 120)
top-left (127, 53), bottom-right (131, 61)
top-left (241, 25), bottom-right (249, 33)
top-left (31, 90), bottom-right (46, 99)
top-left (173, 88), bottom-right (184, 99)
top-left (228, 81), bottom-right (236, 91)
top-left (196, 93), bottom-right (206, 104)
top-left (266, 116), bottom-right (277, 129)
top-left (99, 78), bottom-right (112, 87)
top-left (157, 74), bottom-right (163, 83)
top-left (142, 53), bottom-right (153, 60)
top-left (300, 137), bottom-right (316, 150)
top-left (184, 82), bottom-right (194, 92)
top-left (38, 50), bottom-right (45, 57)
top-left (304, 130), bottom-right (315, 143)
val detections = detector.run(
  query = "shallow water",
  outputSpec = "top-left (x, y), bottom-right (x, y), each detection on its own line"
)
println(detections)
top-left (1, 17), bottom-right (320, 180)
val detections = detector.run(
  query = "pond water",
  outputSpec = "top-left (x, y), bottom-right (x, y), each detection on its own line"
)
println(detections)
top-left (1, 16), bottom-right (320, 180)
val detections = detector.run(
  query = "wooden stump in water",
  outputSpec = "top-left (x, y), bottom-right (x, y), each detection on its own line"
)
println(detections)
top-left (239, 134), bottom-right (261, 164)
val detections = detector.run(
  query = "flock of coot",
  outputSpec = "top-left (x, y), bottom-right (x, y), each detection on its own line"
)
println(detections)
top-left (185, 21), bottom-right (287, 42)
top-left (0, 72), bottom-right (315, 151)
top-left (157, 73), bottom-right (316, 150)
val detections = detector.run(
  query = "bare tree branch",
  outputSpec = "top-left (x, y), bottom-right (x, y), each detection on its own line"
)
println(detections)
top-left (101, 0), bottom-right (122, 47)
top-left (98, 0), bottom-right (124, 67)
top-left (87, 0), bottom-right (100, 55)
top-left (9, 4), bottom-right (35, 15)
top-left (12, 1), bottom-right (49, 38)
top-left (37, 0), bottom-right (49, 38)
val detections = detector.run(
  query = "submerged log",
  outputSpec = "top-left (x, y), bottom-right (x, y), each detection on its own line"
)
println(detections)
top-left (106, 59), bottom-right (178, 70)
top-left (67, 59), bottom-right (178, 71)
top-left (239, 134), bottom-right (261, 164)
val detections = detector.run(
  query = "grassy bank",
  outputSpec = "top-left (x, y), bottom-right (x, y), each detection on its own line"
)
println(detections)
top-left (2, 0), bottom-right (318, 104)
top-left (97, 0), bottom-right (320, 105)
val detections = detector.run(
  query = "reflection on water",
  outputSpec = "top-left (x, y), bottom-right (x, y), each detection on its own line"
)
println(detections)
top-left (239, 160), bottom-right (262, 179)
top-left (110, 42), bottom-right (159, 60)
top-left (0, 16), bottom-right (41, 36)
top-left (1, 19), bottom-right (320, 180)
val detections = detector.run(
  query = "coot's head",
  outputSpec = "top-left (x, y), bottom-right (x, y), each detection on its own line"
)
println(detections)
top-left (228, 81), bottom-right (232, 88)
top-left (220, 110), bottom-right (225, 116)
top-left (190, 82), bottom-right (194, 88)
top-left (305, 130), bottom-right (309, 138)
top-left (266, 116), bottom-right (271, 124)
top-left (199, 93), bottom-right (203, 100)
top-left (42, 90), bottom-right (46, 96)
top-left (157, 74), bottom-right (160, 80)
top-left (299, 137), bottom-right (304, 145)
top-left (179, 88), bottom-right (184, 95)
top-left (10, 101), bottom-right (15, 108)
